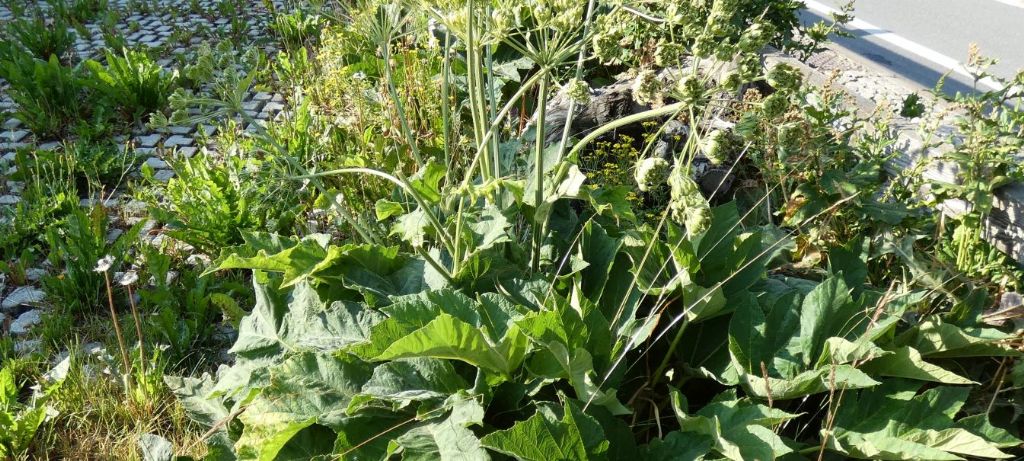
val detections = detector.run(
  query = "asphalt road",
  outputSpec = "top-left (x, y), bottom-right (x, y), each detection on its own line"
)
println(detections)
top-left (801, 0), bottom-right (1024, 95)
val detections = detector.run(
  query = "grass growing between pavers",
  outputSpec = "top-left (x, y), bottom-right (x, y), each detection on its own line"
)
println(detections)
top-left (1, 0), bottom-right (1024, 459)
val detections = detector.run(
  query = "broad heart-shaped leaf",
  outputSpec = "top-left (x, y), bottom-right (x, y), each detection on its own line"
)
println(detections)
top-left (671, 389), bottom-right (798, 461)
top-left (828, 380), bottom-right (1015, 460)
top-left (728, 286), bottom-right (880, 399)
top-left (350, 358), bottom-right (469, 410)
top-left (374, 314), bottom-right (528, 377)
top-left (640, 431), bottom-right (714, 461)
top-left (137, 434), bottom-right (174, 461)
top-left (349, 290), bottom-right (481, 360)
top-left (390, 394), bottom-right (489, 461)
top-left (235, 352), bottom-right (372, 461)
top-left (230, 280), bottom-right (384, 359)
top-left (577, 221), bottom-right (621, 304)
top-left (860, 346), bottom-right (974, 384)
top-left (794, 276), bottom-right (867, 367)
top-left (164, 373), bottom-right (234, 458)
top-left (481, 399), bottom-right (609, 461)
top-left (526, 341), bottom-right (630, 415)
top-left (895, 317), bottom-right (1021, 358)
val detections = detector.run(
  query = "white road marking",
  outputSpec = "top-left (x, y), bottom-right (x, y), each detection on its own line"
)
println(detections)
top-left (804, 0), bottom-right (1005, 92)
top-left (991, 0), bottom-right (1024, 9)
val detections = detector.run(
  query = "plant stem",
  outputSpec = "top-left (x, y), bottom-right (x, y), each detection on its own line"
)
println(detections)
top-left (126, 283), bottom-right (146, 378)
top-left (531, 76), bottom-right (550, 271)
top-left (103, 272), bottom-right (131, 384)
top-left (650, 318), bottom-right (688, 388)
top-left (382, 43), bottom-right (424, 168)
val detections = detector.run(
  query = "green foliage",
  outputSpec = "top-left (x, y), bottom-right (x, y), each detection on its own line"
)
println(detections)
top-left (85, 48), bottom-right (179, 120)
top-left (0, 149), bottom-right (79, 261)
top-left (0, 364), bottom-right (59, 458)
top-left (43, 206), bottom-right (137, 314)
top-left (4, 12), bottom-right (75, 61)
top-left (270, 9), bottom-right (323, 51)
top-left (144, 154), bottom-right (299, 255)
top-left (0, 54), bottom-right (85, 137)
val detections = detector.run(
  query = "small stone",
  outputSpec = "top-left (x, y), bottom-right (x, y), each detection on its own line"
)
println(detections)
top-left (198, 125), bottom-right (217, 137)
top-left (14, 339), bottom-right (41, 355)
top-left (106, 228), bottom-right (124, 243)
top-left (164, 135), bottom-right (193, 148)
top-left (0, 130), bottom-right (28, 142)
top-left (137, 133), bottom-right (162, 147)
top-left (169, 125), bottom-right (195, 135)
top-left (175, 146), bottom-right (197, 158)
top-left (153, 169), bottom-right (175, 182)
top-left (2, 286), bottom-right (45, 311)
top-left (24, 268), bottom-right (46, 282)
top-left (144, 157), bottom-right (168, 169)
top-left (10, 309), bottom-right (43, 335)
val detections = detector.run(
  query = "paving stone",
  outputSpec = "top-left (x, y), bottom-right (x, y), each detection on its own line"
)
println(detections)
top-left (153, 169), bottom-right (175, 182)
top-left (106, 228), bottom-right (124, 243)
top-left (14, 339), bottom-right (41, 355)
top-left (144, 157), bottom-right (168, 169)
top-left (10, 309), bottom-right (43, 335)
top-left (1, 130), bottom-right (29, 142)
top-left (3, 118), bottom-right (22, 129)
top-left (137, 133), bottom-right (162, 147)
top-left (123, 199), bottom-right (149, 217)
top-left (24, 268), bottom-right (46, 282)
top-left (198, 125), bottom-right (217, 137)
top-left (2, 286), bottom-right (45, 311)
top-left (253, 92), bottom-right (272, 101)
top-left (37, 141), bottom-right (61, 151)
top-left (164, 135), bottom-right (194, 147)
top-left (175, 146), bottom-right (198, 158)
top-left (0, 142), bottom-right (29, 151)
top-left (0, 195), bottom-right (19, 205)
top-left (2, 152), bottom-right (15, 162)
top-left (264, 101), bottom-right (285, 112)
top-left (242, 100), bottom-right (264, 111)
top-left (135, 147), bottom-right (157, 156)
top-left (169, 125), bottom-right (195, 135)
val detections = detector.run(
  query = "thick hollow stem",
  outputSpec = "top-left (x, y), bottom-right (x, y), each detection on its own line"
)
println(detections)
top-left (531, 76), bottom-right (551, 271)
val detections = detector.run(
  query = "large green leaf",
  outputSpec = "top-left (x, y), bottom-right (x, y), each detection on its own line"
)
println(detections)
top-left (481, 399), bottom-right (609, 461)
top-left (896, 318), bottom-right (1020, 358)
top-left (391, 394), bottom-right (490, 461)
top-left (829, 380), bottom-right (1014, 460)
top-left (230, 281), bottom-right (384, 359)
top-left (640, 431), bottom-right (714, 461)
top-left (352, 358), bottom-right (469, 409)
top-left (671, 389), bottom-right (798, 461)
top-left (374, 314), bottom-right (528, 376)
top-left (860, 346), bottom-right (973, 384)
top-left (164, 373), bottom-right (234, 457)
top-left (727, 279), bottom-right (881, 399)
top-left (235, 353), bottom-right (371, 460)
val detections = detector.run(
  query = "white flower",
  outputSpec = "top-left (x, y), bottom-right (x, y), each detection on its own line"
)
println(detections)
top-left (94, 255), bottom-right (115, 273)
top-left (119, 270), bottom-right (139, 286)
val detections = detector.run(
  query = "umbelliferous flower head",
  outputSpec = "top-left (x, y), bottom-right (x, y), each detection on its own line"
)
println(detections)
top-left (635, 157), bottom-right (671, 192)
top-left (702, 129), bottom-right (732, 165)
top-left (632, 69), bottom-right (662, 106)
